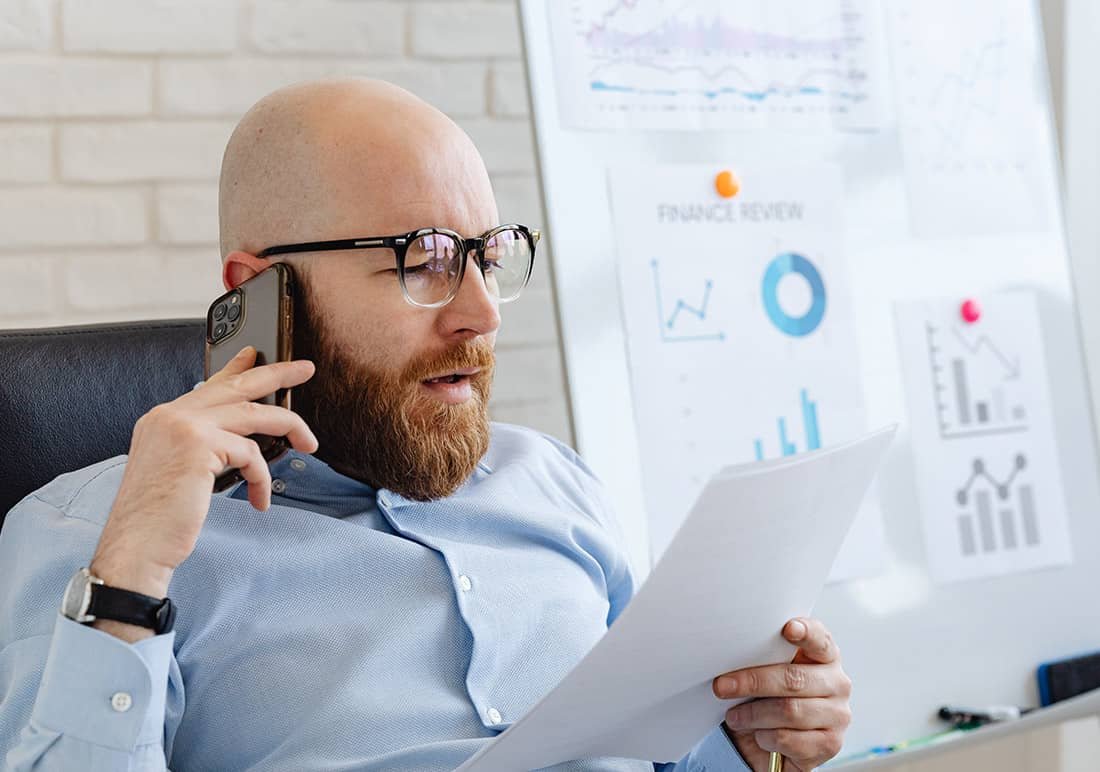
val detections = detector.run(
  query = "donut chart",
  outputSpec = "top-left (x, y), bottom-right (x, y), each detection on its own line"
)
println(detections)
top-left (762, 252), bottom-right (826, 337)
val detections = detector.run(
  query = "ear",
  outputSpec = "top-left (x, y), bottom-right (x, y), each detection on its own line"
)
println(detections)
top-left (223, 251), bottom-right (271, 290)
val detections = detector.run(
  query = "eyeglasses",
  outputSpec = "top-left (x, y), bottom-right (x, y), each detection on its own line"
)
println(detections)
top-left (257, 223), bottom-right (540, 309)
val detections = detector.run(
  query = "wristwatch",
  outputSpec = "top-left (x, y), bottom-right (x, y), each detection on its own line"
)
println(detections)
top-left (60, 567), bottom-right (176, 634)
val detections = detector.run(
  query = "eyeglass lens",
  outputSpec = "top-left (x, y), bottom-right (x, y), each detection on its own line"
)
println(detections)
top-left (402, 228), bottom-right (532, 306)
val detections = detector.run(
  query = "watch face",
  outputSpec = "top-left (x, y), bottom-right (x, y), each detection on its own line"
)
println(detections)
top-left (60, 568), bottom-right (91, 622)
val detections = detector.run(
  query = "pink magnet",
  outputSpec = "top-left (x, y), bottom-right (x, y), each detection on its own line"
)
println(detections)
top-left (960, 298), bottom-right (981, 324)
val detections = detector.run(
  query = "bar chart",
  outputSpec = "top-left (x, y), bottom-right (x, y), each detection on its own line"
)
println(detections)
top-left (925, 321), bottom-right (1028, 439)
top-left (754, 389), bottom-right (821, 461)
top-left (955, 454), bottom-right (1040, 557)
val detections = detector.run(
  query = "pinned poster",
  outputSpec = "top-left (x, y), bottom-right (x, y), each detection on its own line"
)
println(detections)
top-left (608, 162), bottom-right (887, 582)
top-left (546, 0), bottom-right (890, 132)
top-left (894, 292), bottom-right (1072, 584)
top-left (886, 0), bottom-right (1052, 236)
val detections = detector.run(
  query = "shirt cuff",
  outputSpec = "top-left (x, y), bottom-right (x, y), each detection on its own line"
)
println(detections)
top-left (29, 614), bottom-right (175, 751)
top-left (690, 724), bottom-right (752, 771)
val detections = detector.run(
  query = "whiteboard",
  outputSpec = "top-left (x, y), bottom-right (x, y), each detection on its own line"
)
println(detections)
top-left (519, 0), bottom-right (1100, 761)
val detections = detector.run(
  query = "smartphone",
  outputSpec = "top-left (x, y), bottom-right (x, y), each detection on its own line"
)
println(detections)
top-left (204, 263), bottom-right (295, 493)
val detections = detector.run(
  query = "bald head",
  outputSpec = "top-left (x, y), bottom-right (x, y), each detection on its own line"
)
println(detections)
top-left (219, 77), bottom-right (497, 259)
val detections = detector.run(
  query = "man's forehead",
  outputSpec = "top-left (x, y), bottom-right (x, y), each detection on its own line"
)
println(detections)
top-left (317, 140), bottom-right (499, 237)
top-left (336, 197), bottom-right (499, 238)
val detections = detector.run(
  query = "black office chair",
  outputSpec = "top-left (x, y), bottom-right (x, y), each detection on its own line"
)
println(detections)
top-left (0, 319), bottom-right (205, 529)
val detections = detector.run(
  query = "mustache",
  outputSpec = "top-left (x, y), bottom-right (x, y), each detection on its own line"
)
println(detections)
top-left (403, 339), bottom-right (496, 384)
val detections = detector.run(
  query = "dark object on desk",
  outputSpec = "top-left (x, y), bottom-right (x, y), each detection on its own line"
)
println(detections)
top-left (937, 705), bottom-right (1031, 729)
top-left (0, 319), bottom-right (204, 529)
top-left (1038, 650), bottom-right (1100, 707)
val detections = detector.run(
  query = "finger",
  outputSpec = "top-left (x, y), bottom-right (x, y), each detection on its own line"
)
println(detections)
top-left (208, 402), bottom-right (319, 454)
top-left (713, 662), bottom-right (838, 699)
top-left (214, 345), bottom-right (258, 376)
top-left (785, 617), bottom-right (840, 664)
top-left (194, 359), bottom-right (316, 408)
top-left (725, 697), bottom-right (851, 732)
top-left (214, 431), bottom-right (272, 511)
top-left (753, 727), bottom-right (845, 767)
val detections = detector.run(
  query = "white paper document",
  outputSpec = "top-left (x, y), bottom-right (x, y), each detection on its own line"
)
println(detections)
top-left (457, 427), bottom-right (896, 771)
top-left (886, 0), bottom-right (1053, 237)
top-left (608, 163), bottom-right (887, 583)
top-left (546, 0), bottom-right (890, 132)
top-left (894, 292), bottom-right (1072, 584)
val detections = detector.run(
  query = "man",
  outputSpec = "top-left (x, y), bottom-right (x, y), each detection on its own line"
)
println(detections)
top-left (0, 79), bottom-right (850, 771)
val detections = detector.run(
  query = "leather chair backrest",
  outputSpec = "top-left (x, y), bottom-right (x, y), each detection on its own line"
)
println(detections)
top-left (0, 319), bottom-right (205, 529)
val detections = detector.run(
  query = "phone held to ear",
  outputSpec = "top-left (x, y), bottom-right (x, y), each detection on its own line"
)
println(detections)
top-left (204, 263), bottom-right (296, 493)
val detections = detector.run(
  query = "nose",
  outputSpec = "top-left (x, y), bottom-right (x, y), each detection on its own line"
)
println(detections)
top-left (437, 251), bottom-right (501, 340)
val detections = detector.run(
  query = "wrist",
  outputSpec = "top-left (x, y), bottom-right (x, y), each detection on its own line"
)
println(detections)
top-left (89, 551), bottom-right (173, 601)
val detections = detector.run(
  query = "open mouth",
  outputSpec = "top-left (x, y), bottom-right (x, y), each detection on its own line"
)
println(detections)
top-left (424, 373), bottom-right (466, 385)
top-left (421, 367), bottom-right (481, 386)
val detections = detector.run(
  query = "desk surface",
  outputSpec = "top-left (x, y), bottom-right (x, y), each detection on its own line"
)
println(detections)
top-left (832, 689), bottom-right (1100, 769)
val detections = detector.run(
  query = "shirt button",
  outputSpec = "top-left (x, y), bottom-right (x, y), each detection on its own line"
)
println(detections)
top-left (487, 707), bottom-right (502, 725)
top-left (290, 458), bottom-right (307, 472)
top-left (271, 478), bottom-right (286, 494)
top-left (458, 574), bottom-right (473, 592)
top-left (110, 692), bottom-right (132, 712)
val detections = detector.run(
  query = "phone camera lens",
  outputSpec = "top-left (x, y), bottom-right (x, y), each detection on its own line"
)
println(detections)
top-left (227, 304), bottom-right (241, 322)
top-left (213, 322), bottom-right (227, 339)
top-left (213, 303), bottom-right (227, 321)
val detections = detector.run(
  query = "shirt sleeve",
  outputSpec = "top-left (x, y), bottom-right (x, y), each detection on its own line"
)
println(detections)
top-left (3, 615), bottom-right (176, 771)
top-left (656, 725), bottom-right (753, 771)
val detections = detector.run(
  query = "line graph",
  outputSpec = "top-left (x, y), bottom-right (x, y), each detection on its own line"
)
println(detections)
top-left (650, 259), bottom-right (725, 343)
top-left (583, 7), bottom-right (858, 56)
top-left (889, 0), bottom-right (1049, 235)
top-left (950, 327), bottom-right (1019, 379)
top-left (550, 0), bottom-right (885, 130)
top-left (926, 36), bottom-right (1008, 156)
top-left (956, 454), bottom-right (1026, 504)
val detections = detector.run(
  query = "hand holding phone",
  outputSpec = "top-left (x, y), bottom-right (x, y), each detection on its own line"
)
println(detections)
top-left (91, 348), bottom-right (317, 603)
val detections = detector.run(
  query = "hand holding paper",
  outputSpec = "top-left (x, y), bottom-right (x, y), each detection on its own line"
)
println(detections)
top-left (457, 427), bottom-right (896, 771)
top-left (716, 616), bottom-right (852, 770)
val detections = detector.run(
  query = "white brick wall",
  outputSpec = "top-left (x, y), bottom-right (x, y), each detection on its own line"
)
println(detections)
top-left (0, 0), bottom-right (571, 444)
top-left (250, 1), bottom-right (405, 56)
top-left (0, 0), bottom-right (51, 51)
top-left (0, 58), bottom-right (153, 117)
top-left (0, 126), bottom-right (52, 182)
top-left (62, 0), bottom-right (237, 54)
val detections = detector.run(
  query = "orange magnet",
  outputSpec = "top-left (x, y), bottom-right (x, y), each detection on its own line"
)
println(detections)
top-left (715, 169), bottom-right (740, 199)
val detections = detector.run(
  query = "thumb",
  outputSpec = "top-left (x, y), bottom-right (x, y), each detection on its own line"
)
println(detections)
top-left (726, 728), bottom-right (769, 771)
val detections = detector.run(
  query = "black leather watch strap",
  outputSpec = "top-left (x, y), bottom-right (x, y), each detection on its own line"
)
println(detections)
top-left (87, 584), bottom-right (176, 634)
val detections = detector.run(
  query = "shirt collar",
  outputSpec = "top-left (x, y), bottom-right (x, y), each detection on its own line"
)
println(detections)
top-left (222, 447), bottom-right (493, 517)
top-left (222, 448), bottom-right (378, 518)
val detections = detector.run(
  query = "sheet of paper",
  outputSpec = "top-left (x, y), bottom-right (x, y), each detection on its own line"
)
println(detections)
top-left (546, 0), bottom-right (890, 132)
top-left (886, 0), bottom-right (1052, 237)
top-left (608, 162), bottom-right (887, 583)
top-left (894, 292), bottom-right (1072, 584)
top-left (456, 426), bottom-right (896, 771)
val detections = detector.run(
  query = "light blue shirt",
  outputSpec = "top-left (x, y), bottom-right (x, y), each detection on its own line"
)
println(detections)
top-left (0, 423), bottom-right (747, 771)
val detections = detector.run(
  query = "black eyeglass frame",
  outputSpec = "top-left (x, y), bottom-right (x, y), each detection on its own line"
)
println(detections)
top-left (257, 223), bottom-right (541, 309)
